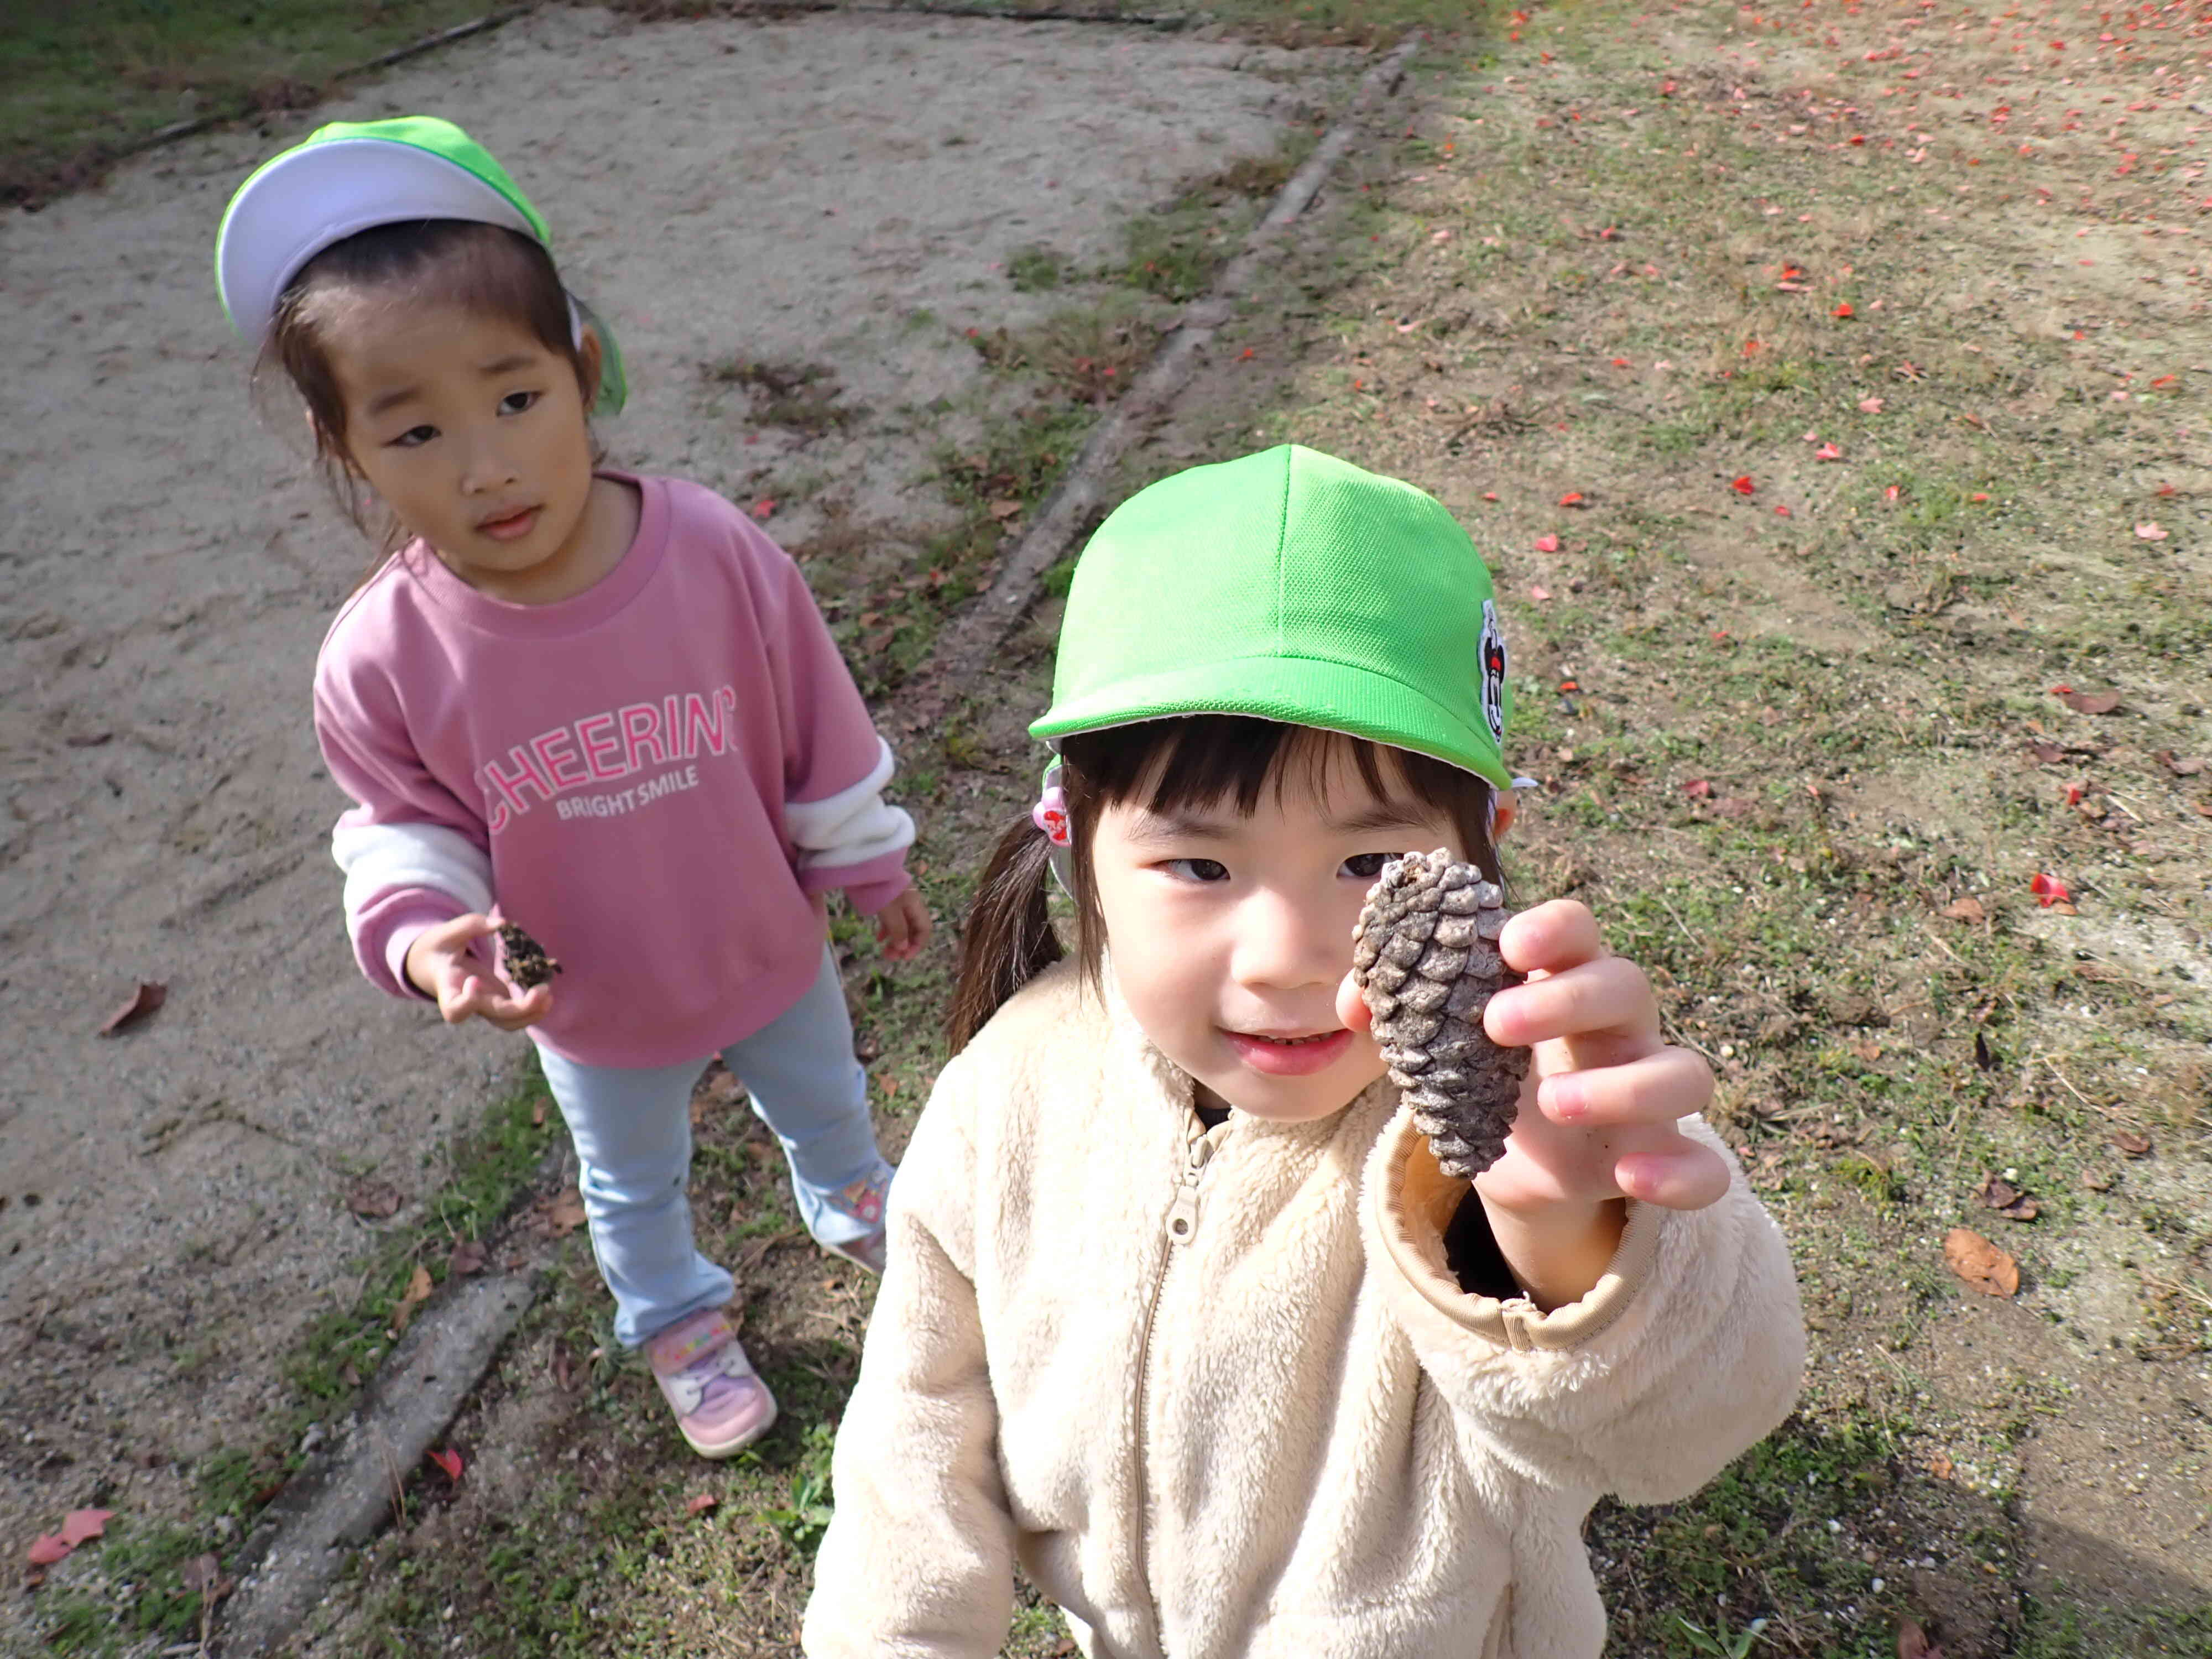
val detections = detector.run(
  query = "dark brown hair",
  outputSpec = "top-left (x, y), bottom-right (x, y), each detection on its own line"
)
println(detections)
top-left (947, 716), bottom-right (1500, 1052)
top-left (256, 218), bottom-right (602, 559)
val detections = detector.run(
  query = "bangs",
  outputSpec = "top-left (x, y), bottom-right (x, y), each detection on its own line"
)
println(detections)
top-left (282, 218), bottom-right (577, 368)
top-left (1063, 716), bottom-right (1490, 843)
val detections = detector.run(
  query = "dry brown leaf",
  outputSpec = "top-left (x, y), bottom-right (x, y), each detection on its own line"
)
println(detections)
top-left (2026, 739), bottom-right (2065, 764)
top-left (685, 1492), bottom-right (719, 1516)
top-left (2059, 688), bottom-right (2122, 715)
top-left (99, 982), bottom-right (166, 1036)
top-left (1925, 1450), bottom-right (1955, 1480)
top-left (1975, 1175), bottom-right (2039, 1221)
top-left (1897, 1616), bottom-right (1945, 1659)
top-left (547, 1191), bottom-right (588, 1235)
top-left (390, 1263), bottom-right (434, 1333)
top-left (988, 498), bottom-right (1023, 520)
top-left (344, 1180), bottom-right (403, 1220)
top-left (1943, 1227), bottom-right (2019, 1297)
top-left (2111, 1128), bottom-right (2153, 1158)
top-left (448, 1240), bottom-right (487, 1277)
top-left (1939, 896), bottom-right (1985, 922)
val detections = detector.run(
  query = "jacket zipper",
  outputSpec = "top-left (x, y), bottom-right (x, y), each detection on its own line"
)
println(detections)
top-left (1133, 1117), bottom-right (1215, 1653)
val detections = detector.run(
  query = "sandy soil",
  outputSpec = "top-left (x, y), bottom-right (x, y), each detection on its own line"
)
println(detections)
top-left (0, 2), bottom-right (1338, 1616)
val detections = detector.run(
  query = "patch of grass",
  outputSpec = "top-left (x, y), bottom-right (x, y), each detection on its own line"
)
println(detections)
top-left (27, 1068), bottom-right (559, 1652)
top-left (286, 1071), bottom-right (559, 1409)
top-left (34, 1520), bottom-right (214, 1653)
top-left (1265, 0), bottom-right (2212, 1646)
top-left (757, 1420), bottom-right (838, 1555)
top-left (1007, 244), bottom-right (1072, 293)
top-left (1107, 135), bottom-right (1319, 302)
top-left (969, 291), bottom-right (1162, 405)
top-left (702, 357), bottom-right (860, 437)
top-left (0, 0), bottom-right (497, 205)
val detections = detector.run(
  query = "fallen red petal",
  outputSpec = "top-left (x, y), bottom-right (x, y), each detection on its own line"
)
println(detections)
top-left (1731, 475), bottom-right (1755, 495)
top-left (27, 1535), bottom-right (72, 1567)
top-left (99, 982), bottom-right (167, 1037)
top-left (426, 1447), bottom-right (463, 1483)
top-left (1533, 533), bottom-right (1560, 552)
top-left (1814, 443), bottom-right (1844, 461)
top-left (58, 1510), bottom-right (113, 1548)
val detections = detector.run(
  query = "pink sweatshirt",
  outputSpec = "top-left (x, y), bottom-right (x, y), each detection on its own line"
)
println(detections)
top-left (313, 473), bottom-right (914, 1067)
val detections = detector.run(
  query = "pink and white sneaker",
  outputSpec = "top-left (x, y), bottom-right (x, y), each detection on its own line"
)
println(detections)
top-left (645, 1309), bottom-right (778, 1458)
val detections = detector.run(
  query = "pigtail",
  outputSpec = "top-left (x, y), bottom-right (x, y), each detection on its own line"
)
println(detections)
top-left (948, 815), bottom-right (1063, 1053)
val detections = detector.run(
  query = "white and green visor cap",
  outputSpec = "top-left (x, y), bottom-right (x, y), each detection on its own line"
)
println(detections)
top-left (215, 115), bottom-right (624, 414)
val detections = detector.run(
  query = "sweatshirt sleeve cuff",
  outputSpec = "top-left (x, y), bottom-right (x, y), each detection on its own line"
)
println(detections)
top-left (1370, 1105), bottom-right (1665, 1354)
top-left (359, 890), bottom-right (470, 1001)
top-left (799, 849), bottom-right (911, 915)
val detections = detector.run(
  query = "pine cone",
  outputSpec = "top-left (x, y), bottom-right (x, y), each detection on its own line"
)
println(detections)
top-left (1351, 849), bottom-right (1527, 1179)
top-left (497, 920), bottom-right (562, 991)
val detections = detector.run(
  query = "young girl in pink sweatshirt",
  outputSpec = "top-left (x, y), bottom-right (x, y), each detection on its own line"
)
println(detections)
top-left (217, 117), bottom-right (930, 1459)
top-left (803, 446), bottom-right (1804, 1656)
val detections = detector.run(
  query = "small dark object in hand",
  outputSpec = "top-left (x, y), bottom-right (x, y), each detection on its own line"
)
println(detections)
top-left (498, 921), bottom-right (561, 990)
top-left (1352, 849), bottom-right (1528, 1178)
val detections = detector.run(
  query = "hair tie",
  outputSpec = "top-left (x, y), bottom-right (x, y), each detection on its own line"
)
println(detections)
top-left (1031, 763), bottom-right (1071, 847)
top-left (1031, 760), bottom-right (1075, 897)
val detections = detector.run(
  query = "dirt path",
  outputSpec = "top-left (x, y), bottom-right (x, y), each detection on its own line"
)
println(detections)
top-left (0, 8), bottom-right (1359, 1648)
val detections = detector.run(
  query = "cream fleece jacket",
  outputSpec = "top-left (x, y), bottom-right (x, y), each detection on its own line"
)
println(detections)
top-left (804, 963), bottom-right (1804, 1659)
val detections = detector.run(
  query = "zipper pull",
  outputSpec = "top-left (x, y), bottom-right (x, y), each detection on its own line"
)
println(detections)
top-left (1164, 1138), bottom-right (1213, 1245)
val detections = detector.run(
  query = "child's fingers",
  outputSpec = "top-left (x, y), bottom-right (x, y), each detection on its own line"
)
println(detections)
top-left (1496, 899), bottom-right (1604, 977)
top-left (480, 985), bottom-right (552, 1031)
top-left (441, 971), bottom-right (491, 1025)
top-left (1614, 1140), bottom-right (1732, 1211)
top-left (425, 912), bottom-right (498, 953)
top-left (1484, 954), bottom-right (1660, 1050)
top-left (1537, 1047), bottom-right (1712, 1128)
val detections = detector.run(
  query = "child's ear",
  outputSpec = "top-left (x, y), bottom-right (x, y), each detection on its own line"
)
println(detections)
top-left (1490, 791), bottom-right (1518, 841)
top-left (575, 325), bottom-right (604, 405)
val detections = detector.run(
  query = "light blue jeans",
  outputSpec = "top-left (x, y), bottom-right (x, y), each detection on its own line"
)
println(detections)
top-left (534, 947), bottom-right (884, 1349)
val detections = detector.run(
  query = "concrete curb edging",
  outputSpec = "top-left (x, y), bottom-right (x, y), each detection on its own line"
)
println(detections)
top-left (214, 1273), bottom-right (539, 1656)
top-left (908, 28), bottom-right (1426, 721)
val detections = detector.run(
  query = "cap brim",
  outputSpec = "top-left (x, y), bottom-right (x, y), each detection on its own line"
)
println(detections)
top-left (1029, 655), bottom-right (1514, 790)
top-left (216, 137), bottom-right (539, 345)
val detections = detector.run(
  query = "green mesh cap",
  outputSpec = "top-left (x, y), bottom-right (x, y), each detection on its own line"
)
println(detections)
top-left (215, 115), bottom-right (626, 415)
top-left (1030, 445), bottom-right (1516, 788)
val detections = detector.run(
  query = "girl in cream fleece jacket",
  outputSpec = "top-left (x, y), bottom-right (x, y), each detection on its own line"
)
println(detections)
top-left (803, 447), bottom-right (1804, 1658)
